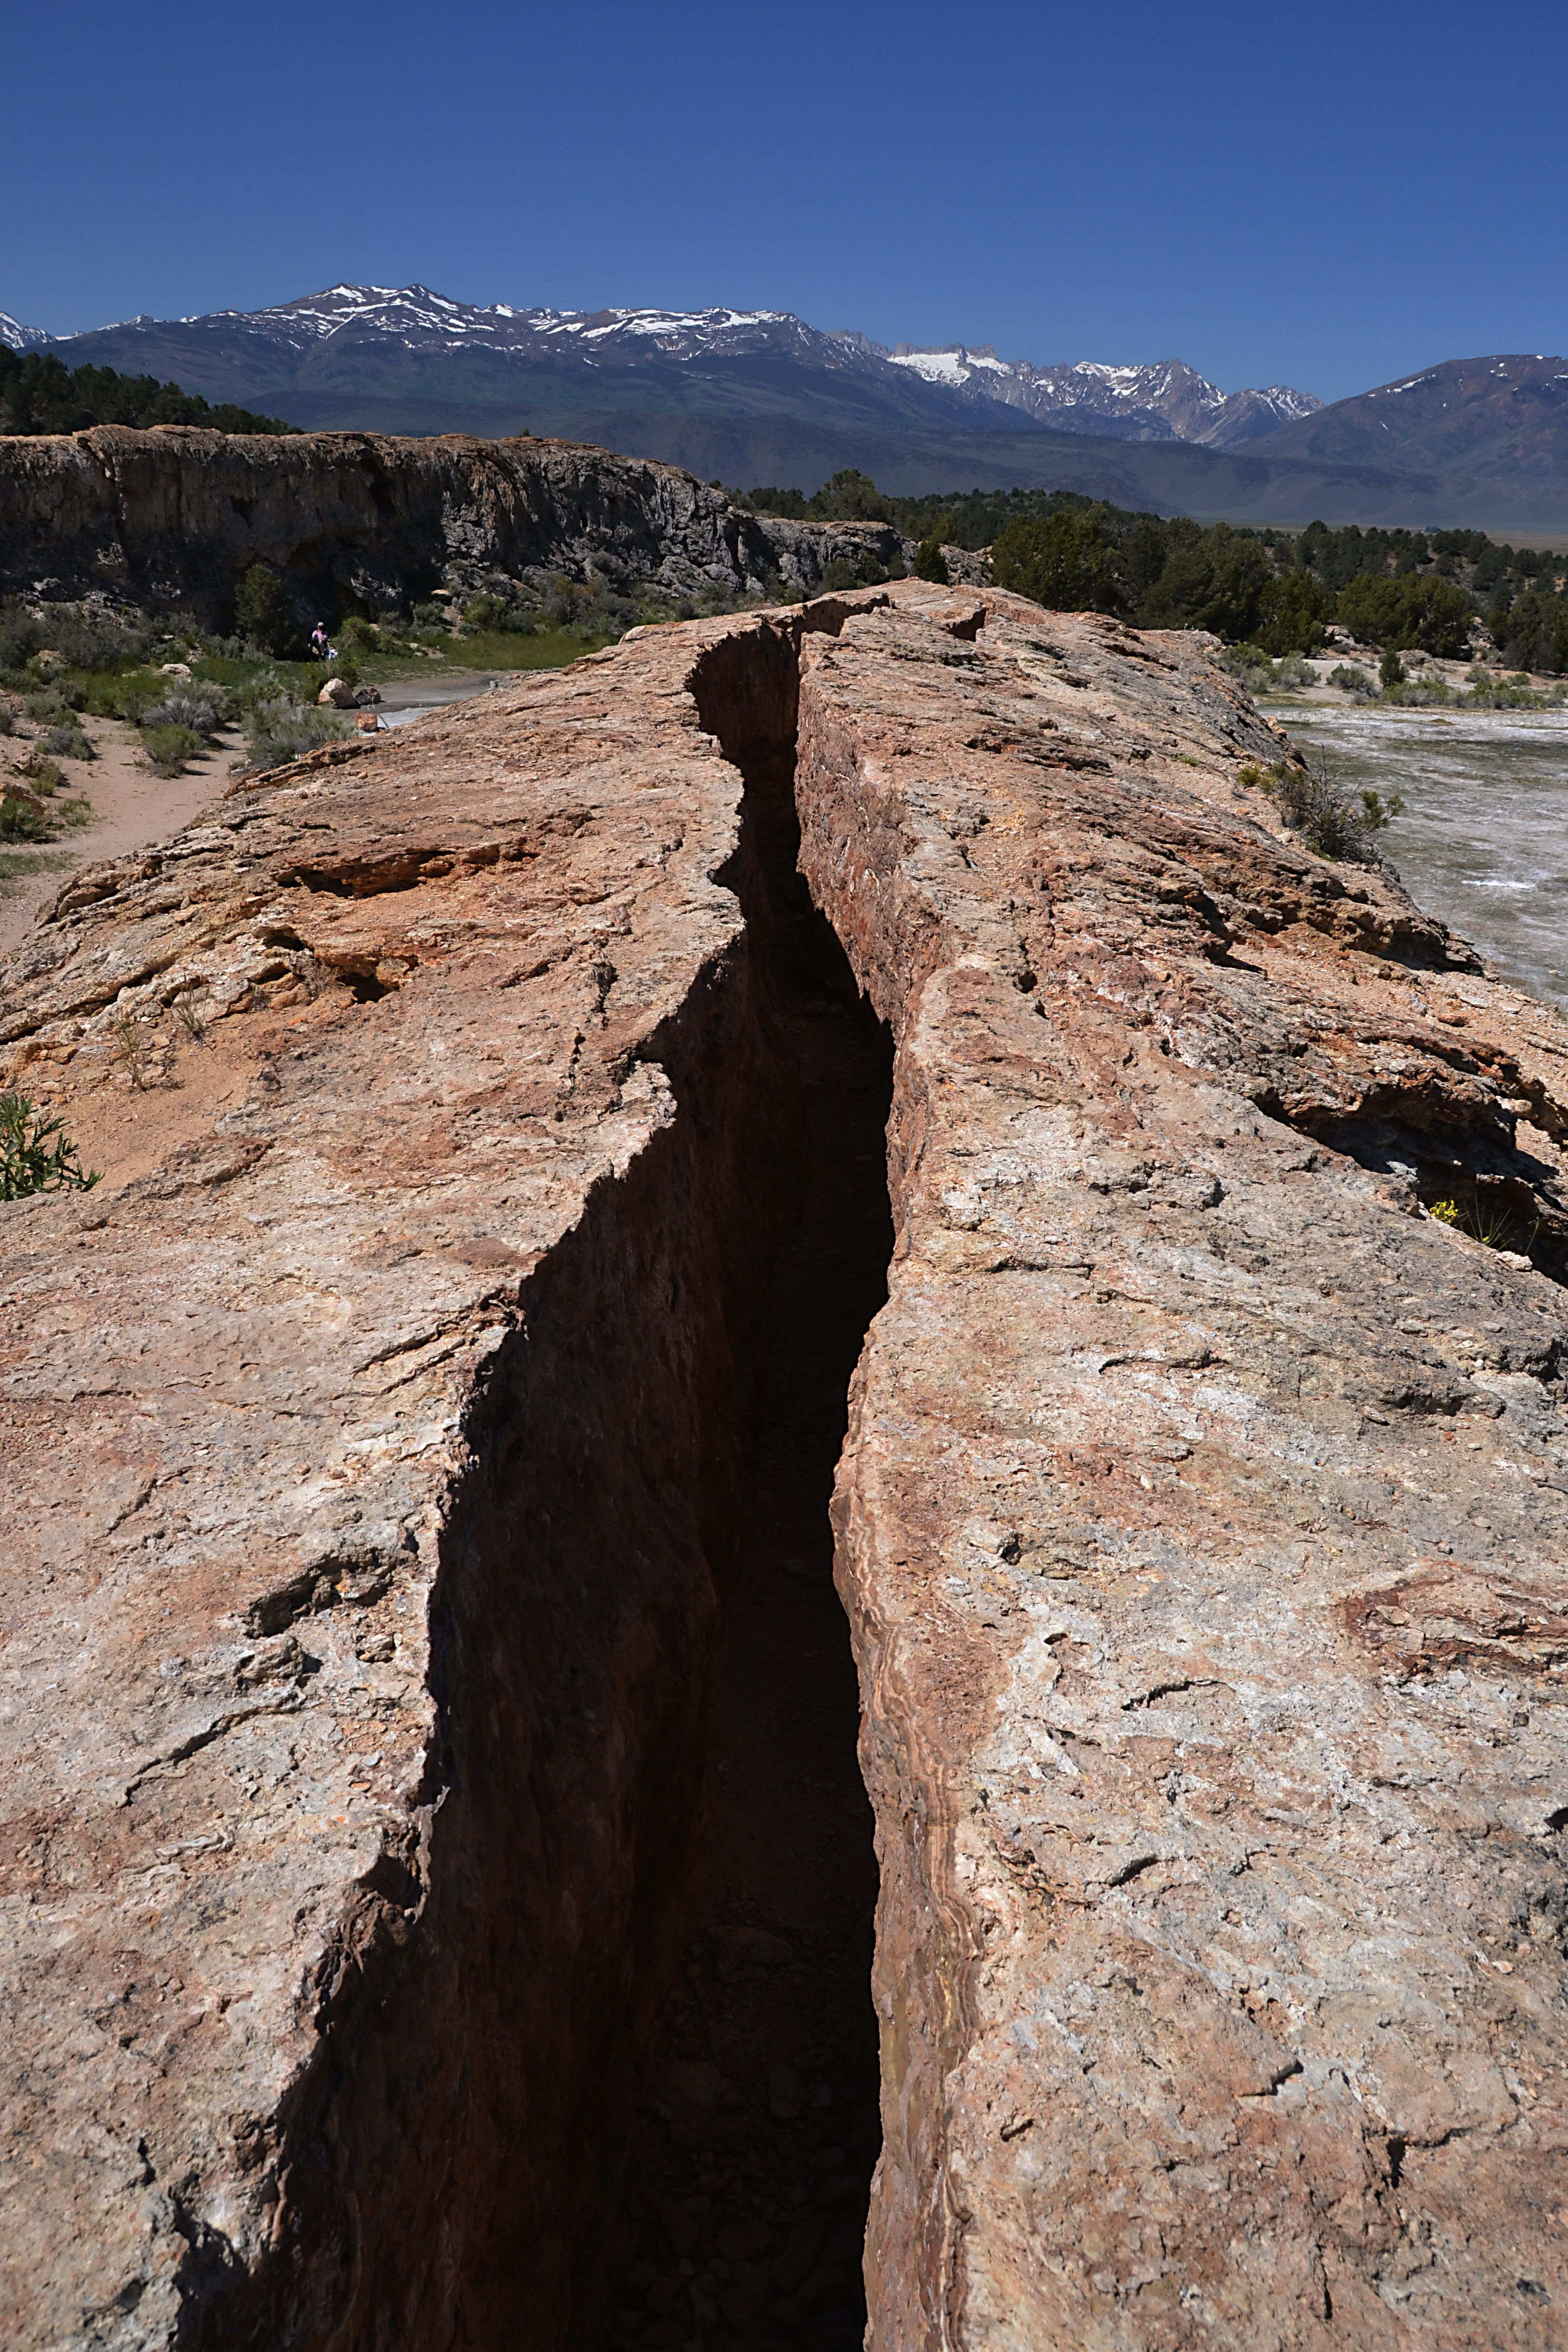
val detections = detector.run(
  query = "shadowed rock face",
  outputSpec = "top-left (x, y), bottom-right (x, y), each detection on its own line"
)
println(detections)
top-left (3, 582), bottom-right (1567, 2349)
top-left (0, 425), bottom-right (906, 620)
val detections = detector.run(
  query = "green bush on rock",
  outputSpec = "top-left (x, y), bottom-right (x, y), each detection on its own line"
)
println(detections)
top-left (1, 1091), bottom-right (98, 1200)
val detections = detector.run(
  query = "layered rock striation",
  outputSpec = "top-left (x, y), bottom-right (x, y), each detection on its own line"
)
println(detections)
top-left (0, 425), bottom-right (906, 622)
top-left (3, 582), bottom-right (1567, 2347)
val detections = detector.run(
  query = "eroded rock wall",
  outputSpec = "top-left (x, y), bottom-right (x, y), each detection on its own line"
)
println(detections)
top-left (794, 592), bottom-right (1568, 2347)
top-left (0, 425), bottom-right (908, 619)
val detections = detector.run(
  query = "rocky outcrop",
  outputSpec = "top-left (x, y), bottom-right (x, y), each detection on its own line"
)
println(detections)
top-left (4, 582), bottom-right (1567, 2348)
top-left (794, 595), bottom-right (1568, 2346)
top-left (0, 425), bottom-right (908, 621)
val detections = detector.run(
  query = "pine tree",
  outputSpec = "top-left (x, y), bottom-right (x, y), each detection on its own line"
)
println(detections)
top-left (234, 564), bottom-right (293, 656)
top-left (914, 535), bottom-right (949, 584)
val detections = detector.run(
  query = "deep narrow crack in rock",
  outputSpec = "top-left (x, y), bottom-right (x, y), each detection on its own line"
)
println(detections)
top-left (589, 631), bottom-right (894, 2352)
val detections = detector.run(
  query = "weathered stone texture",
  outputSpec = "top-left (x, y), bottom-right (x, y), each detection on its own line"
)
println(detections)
top-left (796, 593), bottom-right (1568, 2347)
top-left (0, 424), bottom-right (906, 617)
top-left (0, 604), bottom-right (834, 2347)
top-left (4, 581), bottom-right (1568, 2348)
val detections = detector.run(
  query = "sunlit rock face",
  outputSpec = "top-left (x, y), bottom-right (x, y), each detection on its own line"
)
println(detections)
top-left (3, 581), bottom-right (1566, 2348)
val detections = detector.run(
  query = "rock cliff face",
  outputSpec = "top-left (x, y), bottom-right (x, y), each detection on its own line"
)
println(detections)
top-left (0, 425), bottom-right (906, 621)
top-left (3, 582), bottom-right (1567, 2348)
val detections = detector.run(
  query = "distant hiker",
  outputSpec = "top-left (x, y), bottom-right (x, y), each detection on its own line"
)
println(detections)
top-left (309, 622), bottom-right (330, 661)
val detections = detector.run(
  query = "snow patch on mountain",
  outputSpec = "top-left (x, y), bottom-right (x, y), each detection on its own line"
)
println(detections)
top-left (0, 312), bottom-right (51, 353)
top-left (887, 344), bottom-right (1320, 448)
top-left (16, 282), bottom-right (1324, 450)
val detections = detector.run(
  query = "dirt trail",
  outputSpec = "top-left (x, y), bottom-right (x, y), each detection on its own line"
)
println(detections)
top-left (0, 712), bottom-right (229, 961)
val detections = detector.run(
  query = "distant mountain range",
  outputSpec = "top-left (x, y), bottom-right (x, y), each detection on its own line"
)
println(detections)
top-left (883, 345), bottom-right (1319, 448)
top-left (6, 285), bottom-right (1568, 530)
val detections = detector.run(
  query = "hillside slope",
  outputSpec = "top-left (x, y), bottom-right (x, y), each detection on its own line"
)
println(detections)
top-left (1256, 353), bottom-right (1568, 515)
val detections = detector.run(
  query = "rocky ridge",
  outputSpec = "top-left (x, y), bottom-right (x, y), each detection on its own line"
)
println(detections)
top-left (3, 583), bottom-right (1567, 2346)
top-left (794, 597), bottom-right (1568, 2346)
top-left (0, 424), bottom-right (908, 623)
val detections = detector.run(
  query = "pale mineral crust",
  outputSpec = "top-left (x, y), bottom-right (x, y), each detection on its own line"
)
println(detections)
top-left (796, 592), bottom-right (1568, 2348)
top-left (3, 579), bottom-right (1567, 2351)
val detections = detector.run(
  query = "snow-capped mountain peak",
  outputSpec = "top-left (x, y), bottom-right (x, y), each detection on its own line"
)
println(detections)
top-left (0, 311), bottom-right (51, 353)
top-left (886, 345), bottom-right (1320, 448)
top-left (6, 281), bottom-right (1324, 454)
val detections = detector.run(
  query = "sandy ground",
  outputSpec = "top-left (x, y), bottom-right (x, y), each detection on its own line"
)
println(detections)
top-left (0, 709), bottom-right (233, 965)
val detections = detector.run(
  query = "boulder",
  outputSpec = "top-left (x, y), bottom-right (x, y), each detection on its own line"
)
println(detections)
top-left (317, 676), bottom-right (355, 707)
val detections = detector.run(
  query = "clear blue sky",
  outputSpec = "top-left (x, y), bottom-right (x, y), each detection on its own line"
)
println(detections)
top-left (5, 0), bottom-right (1563, 403)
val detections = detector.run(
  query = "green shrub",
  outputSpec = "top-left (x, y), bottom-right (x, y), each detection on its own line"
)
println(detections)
top-left (411, 601), bottom-right (449, 630)
top-left (0, 607), bottom-right (46, 673)
top-left (80, 669), bottom-right (164, 723)
top-left (992, 507), bottom-right (1122, 614)
top-left (1252, 568), bottom-right (1333, 655)
top-left (1338, 572), bottom-right (1473, 657)
top-left (462, 593), bottom-right (512, 630)
top-left (1251, 760), bottom-right (1397, 862)
top-left (913, 534), bottom-right (949, 584)
top-left (142, 687), bottom-right (227, 738)
top-left (818, 559), bottom-right (859, 593)
top-left (142, 722), bottom-right (206, 775)
top-left (0, 1091), bottom-right (99, 1199)
top-left (42, 722), bottom-right (93, 761)
top-left (0, 793), bottom-right (53, 841)
top-left (240, 694), bottom-right (351, 775)
top-left (1380, 648), bottom-right (1406, 689)
top-left (234, 564), bottom-right (294, 657)
top-left (1328, 662), bottom-right (1374, 695)
top-left (47, 605), bottom-right (150, 672)
top-left (807, 469), bottom-right (896, 523)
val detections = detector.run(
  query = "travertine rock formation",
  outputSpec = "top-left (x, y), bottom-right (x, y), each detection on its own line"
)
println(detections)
top-left (3, 581), bottom-right (1566, 2348)
top-left (795, 598), bottom-right (1568, 2347)
top-left (0, 425), bottom-right (906, 619)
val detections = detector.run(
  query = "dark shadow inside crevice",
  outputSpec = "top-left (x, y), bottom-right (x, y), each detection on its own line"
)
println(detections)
top-left (590, 635), bottom-right (892, 2352)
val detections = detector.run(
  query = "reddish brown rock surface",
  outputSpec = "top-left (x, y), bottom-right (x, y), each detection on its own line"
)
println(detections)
top-left (3, 580), bottom-right (1567, 2348)
top-left (796, 593), bottom-right (1568, 2348)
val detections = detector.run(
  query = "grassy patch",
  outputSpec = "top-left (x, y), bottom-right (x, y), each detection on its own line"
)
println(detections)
top-left (447, 626), bottom-right (612, 671)
top-left (0, 848), bottom-right (74, 895)
top-left (142, 723), bottom-right (209, 777)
